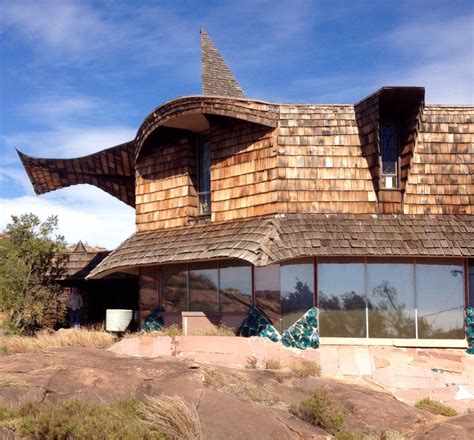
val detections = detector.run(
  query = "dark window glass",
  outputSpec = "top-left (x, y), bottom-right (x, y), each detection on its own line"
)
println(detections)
top-left (318, 260), bottom-right (366, 337)
top-left (189, 263), bottom-right (218, 312)
top-left (469, 260), bottom-right (474, 308)
top-left (161, 264), bottom-right (187, 312)
top-left (380, 121), bottom-right (398, 175)
top-left (255, 265), bottom-right (280, 325)
top-left (197, 141), bottom-right (211, 215)
top-left (416, 260), bottom-right (464, 339)
top-left (219, 262), bottom-right (252, 312)
top-left (367, 261), bottom-right (416, 338)
top-left (139, 266), bottom-right (159, 321)
top-left (280, 259), bottom-right (314, 329)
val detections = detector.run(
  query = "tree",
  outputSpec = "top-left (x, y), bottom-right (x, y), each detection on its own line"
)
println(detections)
top-left (0, 213), bottom-right (67, 333)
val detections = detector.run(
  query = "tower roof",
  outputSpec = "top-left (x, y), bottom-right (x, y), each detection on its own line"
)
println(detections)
top-left (200, 28), bottom-right (245, 98)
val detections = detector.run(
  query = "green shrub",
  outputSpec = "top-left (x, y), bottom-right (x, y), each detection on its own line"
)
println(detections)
top-left (1, 399), bottom-right (165, 440)
top-left (290, 389), bottom-right (346, 434)
top-left (415, 398), bottom-right (457, 417)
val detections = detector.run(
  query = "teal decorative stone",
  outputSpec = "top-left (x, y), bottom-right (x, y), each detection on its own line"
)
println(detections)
top-left (466, 308), bottom-right (474, 355)
top-left (237, 306), bottom-right (281, 342)
top-left (281, 307), bottom-right (319, 350)
top-left (143, 307), bottom-right (165, 332)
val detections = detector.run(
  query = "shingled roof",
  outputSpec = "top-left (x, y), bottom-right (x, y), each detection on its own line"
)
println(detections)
top-left (88, 213), bottom-right (474, 278)
top-left (200, 28), bottom-right (245, 98)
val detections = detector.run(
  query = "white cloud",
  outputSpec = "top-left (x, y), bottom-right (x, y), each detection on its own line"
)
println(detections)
top-left (3, 124), bottom-right (136, 158)
top-left (0, 186), bottom-right (135, 249)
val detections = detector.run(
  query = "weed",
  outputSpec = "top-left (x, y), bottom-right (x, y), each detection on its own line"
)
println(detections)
top-left (191, 324), bottom-right (235, 336)
top-left (140, 394), bottom-right (203, 440)
top-left (142, 324), bottom-right (182, 337)
top-left (246, 355), bottom-right (258, 369)
top-left (0, 328), bottom-right (116, 354)
top-left (203, 368), bottom-right (277, 405)
top-left (265, 358), bottom-right (281, 370)
top-left (290, 359), bottom-right (321, 378)
top-left (415, 398), bottom-right (457, 417)
top-left (0, 398), bottom-right (164, 439)
top-left (275, 372), bottom-right (285, 383)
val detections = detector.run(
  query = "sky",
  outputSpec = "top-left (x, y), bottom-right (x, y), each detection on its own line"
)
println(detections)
top-left (0, 0), bottom-right (473, 249)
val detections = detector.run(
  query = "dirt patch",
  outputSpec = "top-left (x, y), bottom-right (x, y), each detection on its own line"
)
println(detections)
top-left (0, 347), bottom-right (469, 439)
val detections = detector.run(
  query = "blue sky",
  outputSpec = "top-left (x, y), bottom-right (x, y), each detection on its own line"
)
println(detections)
top-left (0, 0), bottom-right (473, 248)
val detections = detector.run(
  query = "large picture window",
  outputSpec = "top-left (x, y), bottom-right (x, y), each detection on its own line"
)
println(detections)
top-left (219, 262), bottom-right (252, 312)
top-left (255, 265), bottom-right (280, 324)
top-left (280, 259), bottom-right (314, 330)
top-left (416, 260), bottom-right (464, 339)
top-left (318, 259), bottom-right (366, 337)
top-left (367, 260), bottom-right (415, 338)
top-left (188, 263), bottom-right (219, 312)
top-left (318, 258), bottom-right (465, 340)
top-left (161, 264), bottom-right (187, 312)
top-left (469, 260), bottom-right (474, 308)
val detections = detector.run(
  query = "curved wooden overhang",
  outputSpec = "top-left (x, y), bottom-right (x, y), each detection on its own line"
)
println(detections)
top-left (135, 95), bottom-right (279, 160)
top-left (88, 213), bottom-right (474, 279)
top-left (18, 141), bottom-right (136, 207)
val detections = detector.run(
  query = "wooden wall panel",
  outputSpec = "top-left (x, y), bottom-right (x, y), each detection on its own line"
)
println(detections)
top-left (136, 136), bottom-right (197, 231)
top-left (209, 119), bottom-right (278, 222)
top-left (404, 106), bottom-right (474, 215)
top-left (277, 105), bottom-right (377, 214)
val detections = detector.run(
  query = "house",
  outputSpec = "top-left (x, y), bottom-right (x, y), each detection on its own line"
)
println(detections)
top-left (19, 29), bottom-right (474, 346)
top-left (45, 241), bottom-right (138, 328)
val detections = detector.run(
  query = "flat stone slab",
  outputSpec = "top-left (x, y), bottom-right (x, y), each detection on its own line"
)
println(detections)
top-left (109, 336), bottom-right (474, 412)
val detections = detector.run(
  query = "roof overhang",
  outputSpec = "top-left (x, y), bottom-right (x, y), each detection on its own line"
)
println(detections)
top-left (135, 95), bottom-right (279, 160)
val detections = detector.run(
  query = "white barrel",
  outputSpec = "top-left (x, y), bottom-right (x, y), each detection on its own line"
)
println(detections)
top-left (106, 309), bottom-right (133, 332)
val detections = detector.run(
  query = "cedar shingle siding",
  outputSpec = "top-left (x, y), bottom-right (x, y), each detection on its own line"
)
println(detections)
top-left (17, 31), bottom-right (474, 282)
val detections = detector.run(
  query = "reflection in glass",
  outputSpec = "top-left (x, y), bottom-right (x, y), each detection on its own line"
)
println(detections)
top-left (219, 263), bottom-right (252, 312)
top-left (255, 265), bottom-right (280, 325)
top-left (318, 261), bottom-right (366, 337)
top-left (416, 260), bottom-right (464, 339)
top-left (161, 264), bottom-right (187, 312)
top-left (367, 262), bottom-right (415, 338)
top-left (280, 260), bottom-right (314, 329)
top-left (469, 261), bottom-right (474, 308)
top-left (188, 263), bottom-right (218, 312)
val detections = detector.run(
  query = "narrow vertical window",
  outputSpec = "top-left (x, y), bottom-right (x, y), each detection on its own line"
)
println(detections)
top-left (380, 121), bottom-right (399, 189)
top-left (197, 139), bottom-right (211, 215)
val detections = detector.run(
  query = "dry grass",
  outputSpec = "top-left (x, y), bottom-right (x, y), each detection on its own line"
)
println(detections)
top-left (246, 355), bottom-right (258, 369)
top-left (203, 368), bottom-right (277, 405)
top-left (140, 324), bottom-right (182, 337)
top-left (191, 324), bottom-right (235, 336)
top-left (0, 328), bottom-right (116, 354)
top-left (140, 395), bottom-right (203, 440)
top-left (415, 398), bottom-right (457, 417)
top-left (290, 359), bottom-right (321, 378)
top-left (265, 358), bottom-right (281, 370)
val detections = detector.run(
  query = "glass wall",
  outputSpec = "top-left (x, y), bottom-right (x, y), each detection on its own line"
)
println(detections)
top-left (318, 257), bottom-right (465, 339)
top-left (367, 260), bottom-right (415, 338)
top-left (280, 259), bottom-right (314, 330)
top-left (219, 262), bottom-right (252, 312)
top-left (416, 260), bottom-right (464, 339)
top-left (189, 263), bottom-right (218, 312)
top-left (469, 260), bottom-right (474, 308)
top-left (318, 259), bottom-right (366, 337)
top-left (160, 260), bottom-right (252, 313)
top-left (255, 265), bottom-right (280, 324)
top-left (161, 264), bottom-right (187, 312)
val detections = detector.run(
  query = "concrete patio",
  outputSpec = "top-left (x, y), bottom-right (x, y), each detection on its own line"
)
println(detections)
top-left (110, 336), bottom-right (474, 413)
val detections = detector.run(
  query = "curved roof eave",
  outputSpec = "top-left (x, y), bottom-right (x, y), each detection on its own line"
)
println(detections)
top-left (135, 95), bottom-right (280, 159)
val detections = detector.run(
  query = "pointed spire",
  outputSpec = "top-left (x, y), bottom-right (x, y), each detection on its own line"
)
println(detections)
top-left (200, 28), bottom-right (245, 98)
top-left (73, 240), bottom-right (87, 253)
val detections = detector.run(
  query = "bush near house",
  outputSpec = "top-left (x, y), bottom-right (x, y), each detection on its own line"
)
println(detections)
top-left (0, 213), bottom-right (67, 334)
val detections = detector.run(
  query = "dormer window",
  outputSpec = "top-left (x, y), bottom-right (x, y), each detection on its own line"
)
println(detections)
top-left (197, 137), bottom-right (211, 215)
top-left (380, 121), bottom-right (399, 189)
